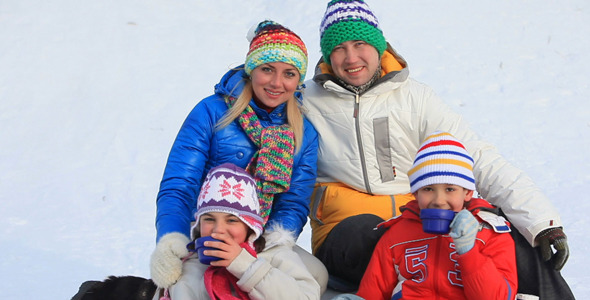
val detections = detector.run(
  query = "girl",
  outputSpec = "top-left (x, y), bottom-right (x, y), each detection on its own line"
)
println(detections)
top-left (154, 163), bottom-right (320, 299)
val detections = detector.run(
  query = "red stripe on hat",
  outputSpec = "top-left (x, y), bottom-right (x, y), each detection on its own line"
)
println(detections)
top-left (417, 140), bottom-right (466, 153)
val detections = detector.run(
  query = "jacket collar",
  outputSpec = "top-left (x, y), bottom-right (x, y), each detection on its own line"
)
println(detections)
top-left (249, 99), bottom-right (288, 124)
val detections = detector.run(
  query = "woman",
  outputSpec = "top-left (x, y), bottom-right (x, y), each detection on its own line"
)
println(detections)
top-left (149, 20), bottom-right (326, 294)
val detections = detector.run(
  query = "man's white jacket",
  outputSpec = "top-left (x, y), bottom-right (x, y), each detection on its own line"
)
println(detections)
top-left (302, 45), bottom-right (561, 245)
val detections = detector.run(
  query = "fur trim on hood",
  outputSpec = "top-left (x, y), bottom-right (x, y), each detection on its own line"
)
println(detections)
top-left (262, 224), bottom-right (297, 250)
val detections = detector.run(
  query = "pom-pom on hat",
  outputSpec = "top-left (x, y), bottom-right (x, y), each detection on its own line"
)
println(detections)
top-left (408, 131), bottom-right (476, 193)
top-left (245, 20), bottom-right (308, 85)
top-left (193, 163), bottom-right (264, 242)
top-left (319, 0), bottom-right (387, 65)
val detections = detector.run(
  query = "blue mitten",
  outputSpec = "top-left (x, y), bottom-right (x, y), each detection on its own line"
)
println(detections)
top-left (449, 209), bottom-right (479, 254)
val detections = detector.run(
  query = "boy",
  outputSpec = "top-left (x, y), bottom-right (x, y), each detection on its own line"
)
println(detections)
top-left (355, 131), bottom-right (518, 300)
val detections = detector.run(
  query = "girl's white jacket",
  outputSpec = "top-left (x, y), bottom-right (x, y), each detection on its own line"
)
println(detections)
top-left (157, 226), bottom-right (320, 300)
top-left (302, 45), bottom-right (562, 245)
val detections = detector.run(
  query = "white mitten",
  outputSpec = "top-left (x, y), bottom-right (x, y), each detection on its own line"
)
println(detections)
top-left (449, 209), bottom-right (479, 255)
top-left (150, 232), bottom-right (190, 288)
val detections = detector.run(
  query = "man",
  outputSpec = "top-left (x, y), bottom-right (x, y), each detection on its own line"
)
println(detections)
top-left (302, 0), bottom-right (569, 295)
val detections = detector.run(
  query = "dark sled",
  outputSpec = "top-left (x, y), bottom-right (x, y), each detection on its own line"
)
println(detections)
top-left (71, 275), bottom-right (156, 300)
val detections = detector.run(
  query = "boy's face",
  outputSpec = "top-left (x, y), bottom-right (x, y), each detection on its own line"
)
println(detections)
top-left (199, 212), bottom-right (250, 244)
top-left (414, 184), bottom-right (474, 212)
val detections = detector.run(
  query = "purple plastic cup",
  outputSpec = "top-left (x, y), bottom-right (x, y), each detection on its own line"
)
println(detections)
top-left (420, 208), bottom-right (457, 234)
top-left (195, 236), bottom-right (222, 265)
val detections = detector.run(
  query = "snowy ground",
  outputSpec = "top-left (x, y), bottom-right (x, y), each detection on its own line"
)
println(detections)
top-left (1, 1), bottom-right (588, 299)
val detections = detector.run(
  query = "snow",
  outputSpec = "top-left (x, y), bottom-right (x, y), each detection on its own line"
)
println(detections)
top-left (1, 1), bottom-right (588, 298)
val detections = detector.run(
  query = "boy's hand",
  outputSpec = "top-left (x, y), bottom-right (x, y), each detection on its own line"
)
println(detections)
top-left (206, 233), bottom-right (244, 267)
top-left (449, 209), bottom-right (479, 255)
top-left (536, 227), bottom-right (569, 271)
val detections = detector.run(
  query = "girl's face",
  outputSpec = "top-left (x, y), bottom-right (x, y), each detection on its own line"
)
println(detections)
top-left (199, 212), bottom-right (250, 244)
top-left (415, 184), bottom-right (474, 212)
top-left (250, 62), bottom-right (300, 111)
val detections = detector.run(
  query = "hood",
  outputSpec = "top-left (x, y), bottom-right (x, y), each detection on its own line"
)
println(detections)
top-left (376, 200), bottom-right (419, 230)
top-left (311, 43), bottom-right (410, 92)
top-left (262, 224), bottom-right (297, 250)
top-left (214, 65), bottom-right (248, 99)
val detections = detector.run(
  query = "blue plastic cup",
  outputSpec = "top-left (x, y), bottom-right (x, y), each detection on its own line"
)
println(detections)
top-left (420, 208), bottom-right (457, 234)
top-left (195, 236), bottom-right (222, 265)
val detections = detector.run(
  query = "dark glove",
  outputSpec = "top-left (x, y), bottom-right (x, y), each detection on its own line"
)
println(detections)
top-left (535, 227), bottom-right (569, 271)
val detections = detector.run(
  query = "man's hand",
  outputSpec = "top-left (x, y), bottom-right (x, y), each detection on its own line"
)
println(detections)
top-left (536, 227), bottom-right (569, 271)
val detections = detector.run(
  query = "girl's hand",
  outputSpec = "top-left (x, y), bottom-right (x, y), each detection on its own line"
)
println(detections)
top-left (204, 233), bottom-right (244, 267)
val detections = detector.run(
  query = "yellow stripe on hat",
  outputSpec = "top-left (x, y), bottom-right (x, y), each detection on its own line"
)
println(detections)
top-left (408, 158), bottom-right (473, 177)
top-left (424, 131), bottom-right (454, 142)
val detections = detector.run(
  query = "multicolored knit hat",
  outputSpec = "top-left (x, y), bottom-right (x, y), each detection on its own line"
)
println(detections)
top-left (319, 0), bottom-right (387, 65)
top-left (245, 20), bottom-right (308, 85)
top-left (193, 163), bottom-right (264, 242)
top-left (408, 131), bottom-right (476, 193)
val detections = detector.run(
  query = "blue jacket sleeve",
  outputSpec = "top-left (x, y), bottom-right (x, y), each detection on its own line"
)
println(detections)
top-left (155, 100), bottom-right (216, 242)
top-left (266, 119), bottom-right (319, 238)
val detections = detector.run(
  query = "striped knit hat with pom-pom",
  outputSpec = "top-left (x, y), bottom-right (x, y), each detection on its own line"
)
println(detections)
top-left (245, 20), bottom-right (308, 85)
top-left (320, 0), bottom-right (387, 65)
top-left (192, 163), bottom-right (264, 242)
top-left (408, 131), bottom-right (476, 193)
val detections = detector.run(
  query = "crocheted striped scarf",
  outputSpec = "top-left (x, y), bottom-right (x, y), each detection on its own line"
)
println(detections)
top-left (225, 96), bottom-right (295, 223)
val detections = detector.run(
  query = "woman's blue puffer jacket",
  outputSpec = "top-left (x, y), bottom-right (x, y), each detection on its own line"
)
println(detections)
top-left (155, 66), bottom-right (318, 242)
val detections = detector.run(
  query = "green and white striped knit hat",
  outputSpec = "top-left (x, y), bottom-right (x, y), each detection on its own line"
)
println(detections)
top-left (319, 0), bottom-right (387, 65)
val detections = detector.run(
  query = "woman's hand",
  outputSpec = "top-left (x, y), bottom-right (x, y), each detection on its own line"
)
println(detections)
top-left (150, 232), bottom-right (190, 288)
top-left (205, 233), bottom-right (244, 267)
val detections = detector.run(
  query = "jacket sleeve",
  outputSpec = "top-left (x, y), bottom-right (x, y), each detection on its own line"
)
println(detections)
top-left (458, 231), bottom-right (518, 300)
top-left (227, 246), bottom-right (321, 300)
top-left (356, 232), bottom-right (397, 300)
top-left (416, 83), bottom-right (562, 245)
top-left (266, 120), bottom-right (319, 238)
top-left (155, 99), bottom-right (216, 241)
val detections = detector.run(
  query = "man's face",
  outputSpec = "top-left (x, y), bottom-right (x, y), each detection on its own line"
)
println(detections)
top-left (329, 40), bottom-right (380, 87)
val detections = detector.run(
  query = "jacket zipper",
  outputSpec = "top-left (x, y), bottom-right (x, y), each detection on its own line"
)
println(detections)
top-left (353, 93), bottom-right (372, 194)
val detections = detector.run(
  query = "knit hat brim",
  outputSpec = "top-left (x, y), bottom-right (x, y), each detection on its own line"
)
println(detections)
top-left (320, 21), bottom-right (386, 65)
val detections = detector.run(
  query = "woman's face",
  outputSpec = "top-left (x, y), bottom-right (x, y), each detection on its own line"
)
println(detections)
top-left (199, 212), bottom-right (249, 244)
top-left (250, 62), bottom-right (300, 110)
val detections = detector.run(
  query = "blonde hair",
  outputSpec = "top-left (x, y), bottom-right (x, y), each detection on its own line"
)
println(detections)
top-left (216, 77), bottom-right (304, 153)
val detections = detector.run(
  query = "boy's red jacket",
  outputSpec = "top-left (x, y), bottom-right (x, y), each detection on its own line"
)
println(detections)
top-left (356, 199), bottom-right (517, 300)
